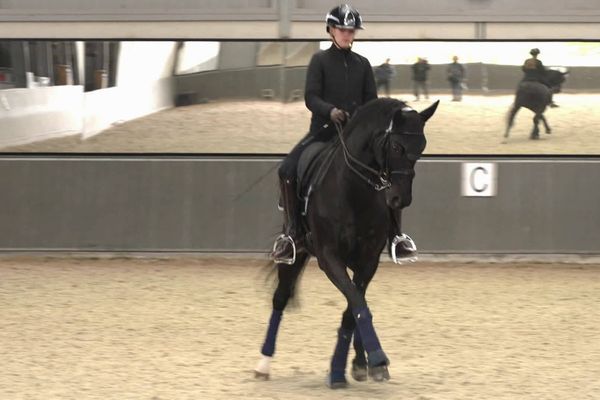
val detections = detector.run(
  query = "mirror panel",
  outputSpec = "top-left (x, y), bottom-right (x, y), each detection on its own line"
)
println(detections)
top-left (1, 40), bottom-right (599, 155)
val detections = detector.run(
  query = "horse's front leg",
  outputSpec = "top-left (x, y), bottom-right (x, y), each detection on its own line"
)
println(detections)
top-left (540, 114), bottom-right (551, 134)
top-left (255, 252), bottom-right (310, 379)
top-left (328, 309), bottom-right (355, 388)
top-left (347, 273), bottom-right (374, 383)
top-left (328, 306), bottom-right (369, 387)
top-left (319, 250), bottom-right (390, 386)
top-left (531, 114), bottom-right (541, 139)
top-left (350, 269), bottom-right (388, 382)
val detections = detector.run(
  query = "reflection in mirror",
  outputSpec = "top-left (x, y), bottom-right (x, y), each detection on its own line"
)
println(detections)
top-left (1, 40), bottom-right (600, 154)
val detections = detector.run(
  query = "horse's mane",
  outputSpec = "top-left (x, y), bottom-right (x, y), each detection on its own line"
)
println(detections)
top-left (344, 98), bottom-right (408, 140)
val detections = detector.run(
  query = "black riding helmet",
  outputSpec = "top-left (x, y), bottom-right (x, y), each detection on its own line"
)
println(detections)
top-left (530, 48), bottom-right (540, 56)
top-left (325, 4), bottom-right (364, 33)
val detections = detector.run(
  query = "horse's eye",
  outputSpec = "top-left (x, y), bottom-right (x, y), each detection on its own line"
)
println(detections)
top-left (392, 142), bottom-right (402, 153)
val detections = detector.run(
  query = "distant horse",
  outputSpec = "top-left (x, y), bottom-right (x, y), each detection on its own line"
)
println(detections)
top-left (255, 98), bottom-right (438, 388)
top-left (505, 68), bottom-right (568, 140)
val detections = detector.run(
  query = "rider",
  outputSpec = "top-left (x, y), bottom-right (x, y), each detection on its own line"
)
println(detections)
top-left (271, 3), bottom-right (377, 263)
top-left (272, 4), bottom-right (418, 264)
top-left (522, 48), bottom-right (558, 107)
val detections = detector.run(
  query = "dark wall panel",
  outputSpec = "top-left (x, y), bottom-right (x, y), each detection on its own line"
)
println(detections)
top-left (0, 156), bottom-right (598, 254)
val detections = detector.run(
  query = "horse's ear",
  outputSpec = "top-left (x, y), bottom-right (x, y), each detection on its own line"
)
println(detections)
top-left (392, 107), bottom-right (405, 128)
top-left (420, 100), bottom-right (439, 122)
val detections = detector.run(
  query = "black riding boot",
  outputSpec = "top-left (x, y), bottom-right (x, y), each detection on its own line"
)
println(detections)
top-left (271, 178), bottom-right (302, 264)
top-left (549, 93), bottom-right (559, 108)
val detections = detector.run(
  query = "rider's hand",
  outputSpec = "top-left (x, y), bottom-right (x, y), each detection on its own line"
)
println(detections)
top-left (330, 107), bottom-right (347, 124)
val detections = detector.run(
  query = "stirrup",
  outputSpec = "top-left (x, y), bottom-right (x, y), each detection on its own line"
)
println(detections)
top-left (272, 234), bottom-right (296, 265)
top-left (391, 234), bottom-right (418, 264)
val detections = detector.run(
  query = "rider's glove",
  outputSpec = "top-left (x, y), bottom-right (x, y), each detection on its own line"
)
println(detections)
top-left (330, 107), bottom-right (348, 124)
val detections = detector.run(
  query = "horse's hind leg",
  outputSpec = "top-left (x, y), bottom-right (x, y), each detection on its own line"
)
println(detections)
top-left (255, 252), bottom-right (310, 379)
top-left (504, 104), bottom-right (520, 140)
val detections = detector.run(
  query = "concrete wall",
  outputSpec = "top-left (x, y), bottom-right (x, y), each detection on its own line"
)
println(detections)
top-left (3, 0), bottom-right (600, 39)
top-left (2, 0), bottom-right (600, 22)
top-left (0, 156), bottom-right (598, 254)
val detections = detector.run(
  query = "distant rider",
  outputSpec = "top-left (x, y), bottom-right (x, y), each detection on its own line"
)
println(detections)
top-left (522, 48), bottom-right (558, 107)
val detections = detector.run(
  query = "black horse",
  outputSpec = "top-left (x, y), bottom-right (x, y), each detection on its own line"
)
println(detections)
top-left (505, 68), bottom-right (568, 140)
top-left (255, 98), bottom-right (438, 388)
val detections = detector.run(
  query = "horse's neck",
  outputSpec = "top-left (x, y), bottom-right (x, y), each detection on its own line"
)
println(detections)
top-left (343, 129), bottom-right (378, 168)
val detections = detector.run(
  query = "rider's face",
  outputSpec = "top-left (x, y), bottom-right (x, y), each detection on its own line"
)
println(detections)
top-left (330, 27), bottom-right (356, 49)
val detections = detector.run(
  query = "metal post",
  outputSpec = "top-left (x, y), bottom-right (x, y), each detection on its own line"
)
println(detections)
top-left (278, 0), bottom-right (292, 39)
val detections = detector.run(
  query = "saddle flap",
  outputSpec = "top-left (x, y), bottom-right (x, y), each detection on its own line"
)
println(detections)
top-left (296, 140), bottom-right (339, 213)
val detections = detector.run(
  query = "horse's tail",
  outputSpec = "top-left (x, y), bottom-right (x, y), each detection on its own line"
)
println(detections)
top-left (261, 251), bottom-right (310, 309)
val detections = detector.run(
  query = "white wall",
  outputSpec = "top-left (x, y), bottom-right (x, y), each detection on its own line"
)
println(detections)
top-left (82, 41), bottom-right (177, 139)
top-left (0, 42), bottom-right (177, 147)
top-left (0, 86), bottom-right (84, 148)
top-left (82, 77), bottom-right (174, 139)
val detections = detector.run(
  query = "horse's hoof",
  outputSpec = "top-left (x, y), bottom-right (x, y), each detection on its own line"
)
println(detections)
top-left (351, 363), bottom-right (368, 382)
top-left (546, 130), bottom-right (552, 134)
top-left (254, 370), bottom-right (270, 380)
top-left (368, 365), bottom-right (390, 382)
top-left (326, 372), bottom-right (348, 389)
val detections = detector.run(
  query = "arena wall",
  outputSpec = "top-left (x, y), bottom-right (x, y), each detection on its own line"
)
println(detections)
top-left (1, 1), bottom-right (600, 255)
top-left (175, 64), bottom-right (600, 103)
top-left (0, 156), bottom-right (597, 254)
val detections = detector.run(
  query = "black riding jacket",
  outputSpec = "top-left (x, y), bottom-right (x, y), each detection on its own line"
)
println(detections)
top-left (522, 57), bottom-right (548, 85)
top-left (305, 44), bottom-right (377, 135)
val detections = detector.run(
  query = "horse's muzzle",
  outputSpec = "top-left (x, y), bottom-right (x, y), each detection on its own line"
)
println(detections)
top-left (385, 191), bottom-right (411, 210)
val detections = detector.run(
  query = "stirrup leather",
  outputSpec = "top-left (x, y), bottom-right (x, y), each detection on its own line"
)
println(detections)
top-left (391, 233), bottom-right (418, 264)
top-left (272, 234), bottom-right (297, 265)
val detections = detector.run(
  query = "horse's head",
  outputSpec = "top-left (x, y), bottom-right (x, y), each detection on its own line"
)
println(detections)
top-left (547, 67), bottom-right (569, 92)
top-left (379, 101), bottom-right (438, 211)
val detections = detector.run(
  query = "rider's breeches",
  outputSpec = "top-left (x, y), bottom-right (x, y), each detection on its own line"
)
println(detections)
top-left (278, 133), bottom-right (312, 180)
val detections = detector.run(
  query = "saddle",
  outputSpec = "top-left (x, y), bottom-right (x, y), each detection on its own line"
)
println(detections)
top-left (296, 137), bottom-right (339, 216)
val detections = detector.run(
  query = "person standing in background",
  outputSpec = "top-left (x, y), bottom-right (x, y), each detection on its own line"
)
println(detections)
top-left (411, 57), bottom-right (430, 101)
top-left (447, 55), bottom-right (465, 101)
top-left (375, 58), bottom-right (395, 97)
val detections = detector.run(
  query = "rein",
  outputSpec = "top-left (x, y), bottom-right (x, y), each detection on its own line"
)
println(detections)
top-left (334, 121), bottom-right (391, 191)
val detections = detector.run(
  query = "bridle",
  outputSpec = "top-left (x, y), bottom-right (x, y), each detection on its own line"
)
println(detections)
top-left (334, 120), bottom-right (390, 191)
top-left (333, 109), bottom-right (420, 192)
